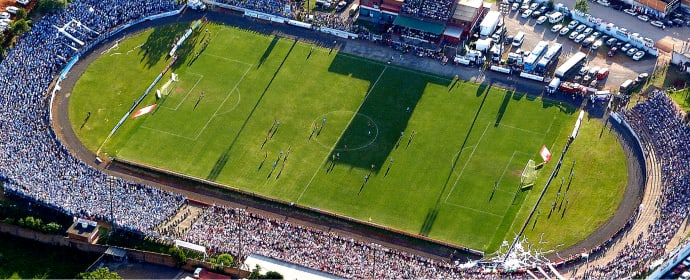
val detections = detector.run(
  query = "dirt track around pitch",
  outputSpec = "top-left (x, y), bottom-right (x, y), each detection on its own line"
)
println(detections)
top-left (50, 8), bottom-right (647, 265)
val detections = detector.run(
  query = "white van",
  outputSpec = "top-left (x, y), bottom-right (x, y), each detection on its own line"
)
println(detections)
top-left (193, 268), bottom-right (202, 279)
top-left (512, 31), bottom-right (525, 47)
top-left (548, 12), bottom-right (563, 24)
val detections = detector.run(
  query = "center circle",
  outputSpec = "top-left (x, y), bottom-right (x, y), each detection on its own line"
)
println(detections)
top-left (313, 111), bottom-right (379, 152)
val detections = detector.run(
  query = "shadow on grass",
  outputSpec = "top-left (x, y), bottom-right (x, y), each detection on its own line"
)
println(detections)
top-left (418, 84), bottom-right (492, 236)
top-left (206, 39), bottom-right (299, 181)
top-left (326, 53), bottom-right (451, 171)
top-left (258, 36), bottom-right (280, 69)
top-left (139, 23), bottom-right (189, 69)
top-left (495, 90), bottom-right (514, 127)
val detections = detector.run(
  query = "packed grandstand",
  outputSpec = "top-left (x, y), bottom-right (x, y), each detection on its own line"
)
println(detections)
top-left (0, 0), bottom-right (689, 278)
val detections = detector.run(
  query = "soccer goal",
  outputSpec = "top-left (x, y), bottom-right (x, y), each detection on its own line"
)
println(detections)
top-left (520, 159), bottom-right (537, 189)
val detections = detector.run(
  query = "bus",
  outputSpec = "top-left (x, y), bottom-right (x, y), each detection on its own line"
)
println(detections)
top-left (523, 41), bottom-right (549, 72)
top-left (555, 52), bottom-right (587, 79)
top-left (535, 43), bottom-right (562, 74)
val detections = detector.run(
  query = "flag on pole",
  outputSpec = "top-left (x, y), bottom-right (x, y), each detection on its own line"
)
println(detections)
top-left (131, 104), bottom-right (157, 119)
top-left (539, 145), bottom-right (552, 163)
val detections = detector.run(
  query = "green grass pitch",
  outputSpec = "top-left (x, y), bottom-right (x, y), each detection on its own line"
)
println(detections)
top-left (69, 22), bottom-right (628, 252)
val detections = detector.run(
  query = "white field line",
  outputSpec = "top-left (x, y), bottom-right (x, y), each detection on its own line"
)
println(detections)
top-left (296, 66), bottom-right (388, 203)
top-left (444, 122), bottom-right (501, 215)
top-left (194, 65), bottom-right (253, 141)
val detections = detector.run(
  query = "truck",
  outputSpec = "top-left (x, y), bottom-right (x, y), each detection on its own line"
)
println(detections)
top-left (558, 81), bottom-right (585, 95)
top-left (535, 43), bottom-right (562, 74)
top-left (555, 52), bottom-right (587, 79)
top-left (546, 77), bottom-right (561, 94)
top-left (475, 38), bottom-right (493, 52)
top-left (523, 41), bottom-right (549, 72)
top-left (479, 11), bottom-right (501, 37)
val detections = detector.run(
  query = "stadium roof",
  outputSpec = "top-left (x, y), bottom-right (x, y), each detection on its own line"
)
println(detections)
top-left (244, 254), bottom-right (341, 280)
top-left (453, 0), bottom-right (482, 22)
top-left (393, 15), bottom-right (445, 35)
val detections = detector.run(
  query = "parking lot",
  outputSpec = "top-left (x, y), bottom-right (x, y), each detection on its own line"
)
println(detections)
top-left (497, 2), bottom-right (666, 89)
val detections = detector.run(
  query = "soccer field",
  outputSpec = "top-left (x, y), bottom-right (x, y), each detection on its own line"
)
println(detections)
top-left (69, 21), bottom-right (628, 252)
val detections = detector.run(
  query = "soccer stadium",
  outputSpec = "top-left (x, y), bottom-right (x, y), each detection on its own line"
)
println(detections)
top-left (0, 0), bottom-right (689, 278)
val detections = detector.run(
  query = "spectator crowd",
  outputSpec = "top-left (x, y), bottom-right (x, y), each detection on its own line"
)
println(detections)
top-left (0, 0), bottom-right (688, 279)
top-left (400, 0), bottom-right (454, 22)
top-left (588, 90), bottom-right (690, 278)
top-left (0, 0), bottom-right (185, 236)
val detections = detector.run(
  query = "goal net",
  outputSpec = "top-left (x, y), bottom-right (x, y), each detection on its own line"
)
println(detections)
top-left (520, 159), bottom-right (537, 189)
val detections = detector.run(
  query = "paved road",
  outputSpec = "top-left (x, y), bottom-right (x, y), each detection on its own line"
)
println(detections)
top-left (553, 0), bottom-right (690, 42)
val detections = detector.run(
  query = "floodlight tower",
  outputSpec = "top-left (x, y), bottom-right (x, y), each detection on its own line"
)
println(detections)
top-left (502, 110), bottom-right (585, 266)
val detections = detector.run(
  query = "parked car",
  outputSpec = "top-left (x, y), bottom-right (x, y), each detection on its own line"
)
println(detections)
top-left (626, 47), bottom-right (638, 56)
top-left (536, 15), bottom-right (547, 24)
top-left (591, 32), bottom-right (600, 39)
top-left (606, 37), bottom-right (618, 46)
top-left (574, 33), bottom-right (586, 43)
top-left (530, 2), bottom-right (538, 9)
top-left (597, 0), bottom-right (610, 6)
top-left (578, 65), bottom-right (589, 75)
top-left (624, 8), bottom-right (638, 16)
top-left (673, 18), bottom-right (685, 26)
top-left (575, 24), bottom-right (586, 32)
top-left (521, 9), bottom-right (532, 18)
top-left (559, 27), bottom-right (570, 35)
top-left (596, 67), bottom-right (609, 80)
top-left (538, 6), bottom-right (548, 13)
top-left (5, 6), bottom-right (19, 14)
top-left (582, 37), bottom-right (595, 48)
top-left (521, 3), bottom-right (529, 10)
top-left (637, 14), bottom-right (649, 22)
top-left (582, 27), bottom-right (593, 35)
top-left (569, 31), bottom-right (579, 39)
top-left (632, 50), bottom-right (645, 60)
top-left (531, 10), bottom-right (542, 18)
top-left (621, 43), bottom-right (632, 52)
top-left (650, 20), bottom-right (665, 28)
top-left (0, 12), bottom-right (9, 19)
top-left (16, 0), bottom-right (29, 5)
top-left (591, 39), bottom-right (603, 50)
top-left (608, 47), bottom-right (617, 57)
top-left (567, 20), bottom-right (579, 29)
top-left (512, 3), bottom-right (519, 10)
top-left (551, 24), bottom-right (563, 32)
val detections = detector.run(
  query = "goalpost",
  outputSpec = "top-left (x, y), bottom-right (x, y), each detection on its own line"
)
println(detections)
top-left (520, 159), bottom-right (537, 189)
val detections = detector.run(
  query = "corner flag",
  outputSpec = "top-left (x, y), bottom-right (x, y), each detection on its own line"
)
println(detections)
top-left (539, 145), bottom-right (552, 163)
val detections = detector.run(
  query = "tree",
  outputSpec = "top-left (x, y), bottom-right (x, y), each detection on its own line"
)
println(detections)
top-left (264, 271), bottom-right (284, 279)
top-left (168, 247), bottom-right (187, 267)
top-left (78, 267), bottom-right (121, 279)
top-left (216, 253), bottom-right (234, 267)
top-left (11, 19), bottom-right (31, 35)
top-left (247, 265), bottom-right (283, 279)
top-left (37, 0), bottom-right (68, 13)
top-left (248, 265), bottom-right (262, 279)
top-left (16, 8), bottom-right (27, 20)
top-left (546, 0), bottom-right (555, 11)
top-left (574, 0), bottom-right (588, 13)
